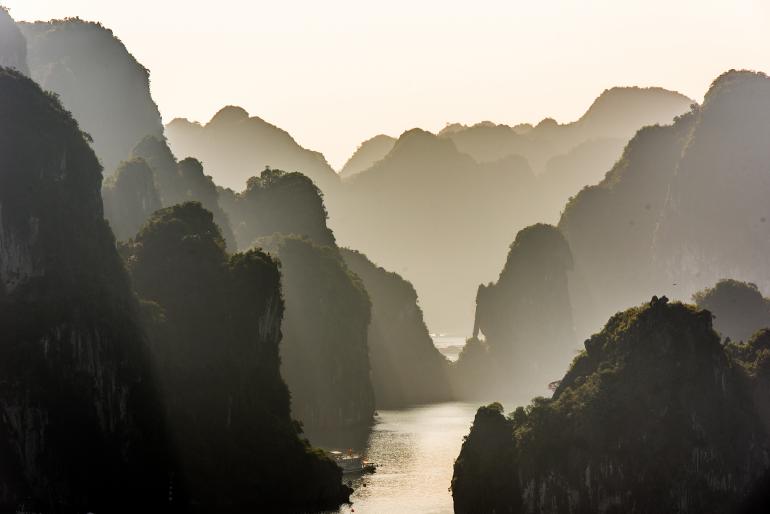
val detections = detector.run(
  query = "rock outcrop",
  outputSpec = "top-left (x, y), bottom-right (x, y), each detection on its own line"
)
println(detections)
top-left (0, 7), bottom-right (28, 74)
top-left (0, 67), bottom-right (165, 512)
top-left (125, 202), bottom-right (350, 512)
top-left (21, 18), bottom-right (164, 173)
top-left (341, 248), bottom-right (452, 407)
top-left (453, 297), bottom-right (770, 514)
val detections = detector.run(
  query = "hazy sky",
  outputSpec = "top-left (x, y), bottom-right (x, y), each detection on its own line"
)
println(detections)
top-left (6, 0), bottom-right (770, 168)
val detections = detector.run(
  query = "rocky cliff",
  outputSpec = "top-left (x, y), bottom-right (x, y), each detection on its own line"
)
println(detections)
top-left (0, 7), bottom-right (28, 74)
top-left (21, 18), bottom-right (164, 174)
top-left (453, 297), bottom-right (770, 513)
top-left (0, 67), bottom-right (165, 512)
top-left (340, 248), bottom-right (452, 407)
top-left (125, 202), bottom-right (350, 512)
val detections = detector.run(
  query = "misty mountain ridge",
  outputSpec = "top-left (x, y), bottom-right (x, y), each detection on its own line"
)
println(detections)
top-left (165, 105), bottom-right (340, 193)
top-left (20, 17), bottom-right (164, 174)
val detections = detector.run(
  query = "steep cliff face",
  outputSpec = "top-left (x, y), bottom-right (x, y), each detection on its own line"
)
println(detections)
top-left (655, 71), bottom-right (770, 295)
top-left (559, 70), bottom-right (770, 342)
top-left (21, 18), bottom-right (163, 173)
top-left (694, 280), bottom-right (770, 343)
top-left (125, 202), bottom-right (350, 512)
top-left (454, 224), bottom-right (575, 400)
top-left (258, 236), bottom-right (375, 438)
top-left (0, 68), bottom-right (165, 511)
top-left (102, 158), bottom-right (162, 241)
top-left (558, 111), bottom-right (697, 338)
top-left (165, 106), bottom-right (340, 194)
top-left (222, 168), bottom-right (336, 250)
top-left (452, 403), bottom-right (520, 514)
top-left (218, 167), bottom-right (373, 436)
top-left (340, 248), bottom-right (452, 407)
top-left (453, 297), bottom-right (770, 514)
top-left (0, 8), bottom-right (28, 75)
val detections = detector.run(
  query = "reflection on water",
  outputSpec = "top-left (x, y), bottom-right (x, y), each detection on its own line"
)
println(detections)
top-left (333, 402), bottom-right (479, 514)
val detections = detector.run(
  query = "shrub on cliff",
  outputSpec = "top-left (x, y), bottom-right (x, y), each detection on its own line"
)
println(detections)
top-left (453, 297), bottom-right (769, 514)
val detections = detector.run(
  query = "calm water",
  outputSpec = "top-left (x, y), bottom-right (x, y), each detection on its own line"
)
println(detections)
top-left (334, 402), bottom-right (479, 514)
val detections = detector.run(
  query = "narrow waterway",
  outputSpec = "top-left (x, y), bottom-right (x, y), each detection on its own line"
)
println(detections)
top-left (334, 402), bottom-right (479, 514)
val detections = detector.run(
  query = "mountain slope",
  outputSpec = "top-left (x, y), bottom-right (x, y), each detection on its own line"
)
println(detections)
top-left (21, 18), bottom-right (164, 174)
top-left (0, 67), bottom-right (165, 511)
top-left (165, 106), bottom-right (340, 193)
top-left (453, 298), bottom-right (769, 514)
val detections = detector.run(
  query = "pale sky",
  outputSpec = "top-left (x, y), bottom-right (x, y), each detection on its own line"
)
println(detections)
top-left (5, 0), bottom-right (770, 169)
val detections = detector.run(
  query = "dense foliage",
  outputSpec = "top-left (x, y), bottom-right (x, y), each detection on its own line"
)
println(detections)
top-left (130, 136), bottom-right (237, 250)
top-left (124, 202), bottom-right (350, 512)
top-left (20, 18), bottom-right (164, 173)
top-left (453, 297), bottom-right (770, 513)
top-left (0, 67), bottom-right (166, 511)
top-left (693, 279), bottom-right (770, 343)
top-left (221, 167), bottom-right (336, 250)
top-left (341, 248), bottom-right (452, 407)
top-left (102, 158), bottom-right (162, 241)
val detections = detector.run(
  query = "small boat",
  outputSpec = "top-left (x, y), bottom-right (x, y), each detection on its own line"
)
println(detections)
top-left (329, 449), bottom-right (377, 474)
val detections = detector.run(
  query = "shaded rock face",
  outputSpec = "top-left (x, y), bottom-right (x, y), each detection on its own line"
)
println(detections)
top-left (655, 71), bottom-right (770, 295)
top-left (340, 248), bottom-right (452, 407)
top-left (125, 202), bottom-right (350, 512)
top-left (0, 8), bottom-right (28, 75)
top-left (559, 71), bottom-right (770, 342)
top-left (102, 158), bottom-right (162, 241)
top-left (165, 106), bottom-right (340, 194)
top-left (454, 224), bottom-right (575, 400)
top-left (221, 168), bottom-right (336, 250)
top-left (258, 236), bottom-right (375, 439)
top-left (21, 19), bottom-right (163, 174)
top-left (453, 298), bottom-right (770, 514)
top-left (452, 403), bottom-right (520, 514)
top-left (218, 167), bottom-right (374, 438)
top-left (0, 68), bottom-right (165, 511)
top-left (558, 112), bottom-right (697, 338)
top-left (694, 279), bottom-right (770, 344)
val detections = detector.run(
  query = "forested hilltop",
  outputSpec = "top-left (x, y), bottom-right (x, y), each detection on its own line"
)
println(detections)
top-left (453, 298), bottom-right (770, 514)
top-left (452, 70), bottom-right (770, 513)
top-left (0, 66), bottom-right (167, 512)
top-left (2, 3), bottom-right (770, 512)
top-left (165, 88), bottom-right (690, 335)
